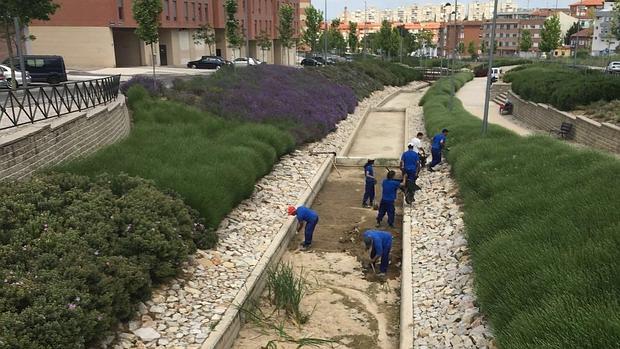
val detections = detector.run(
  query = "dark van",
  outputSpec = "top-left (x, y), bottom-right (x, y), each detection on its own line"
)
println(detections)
top-left (3, 55), bottom-right (67, 84)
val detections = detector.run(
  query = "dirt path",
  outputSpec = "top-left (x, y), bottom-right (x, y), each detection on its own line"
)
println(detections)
top-left (233, 168), bottom-right (402, 349)
top-left (347, 111), bottom-right (405, 158)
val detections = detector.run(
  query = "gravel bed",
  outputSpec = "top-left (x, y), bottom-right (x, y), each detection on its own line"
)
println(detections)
top-left (406, 100), bottom-right (497, 349)
top-left (99, 83), bottom-right (428, 349)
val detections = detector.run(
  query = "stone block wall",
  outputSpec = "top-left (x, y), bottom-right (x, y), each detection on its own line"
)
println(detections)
top-left (0, 96), bottom-right (131, 181)
top-left (509, 91), bottom-right (620, 154)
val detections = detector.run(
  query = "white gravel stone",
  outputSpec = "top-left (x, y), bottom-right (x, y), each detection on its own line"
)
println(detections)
top-left (132, 328), bottom-right (160, 342)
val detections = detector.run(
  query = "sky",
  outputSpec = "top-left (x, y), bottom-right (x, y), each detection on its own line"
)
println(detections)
top-left (321, 0), bottom-right (576, 20)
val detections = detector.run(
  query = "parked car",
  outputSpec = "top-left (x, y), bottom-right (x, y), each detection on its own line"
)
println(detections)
top-left (233, 57), bottom-right (260, 67)
top-left (605, 61), bottom-right (620, 74)
top-left (301, 58), bottom-right (323, 67)
top-left (491, 67), bottom-right (503, 80)
top-left (312, 56), bottom-right (336, 65)
top-left (0, 64), bottom-right (32, 88)
top-left (187, 56), bottom-right (231, 69)
top-left (3, 55), bottom-right (66, 84)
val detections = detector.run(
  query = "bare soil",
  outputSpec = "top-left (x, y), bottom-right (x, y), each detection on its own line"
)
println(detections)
top-left (232, 167), bottom-right (403, 349)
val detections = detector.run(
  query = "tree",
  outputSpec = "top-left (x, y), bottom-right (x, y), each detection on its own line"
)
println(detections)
top-left (403, 30), bottom-right (419, 54)
top-left (256, 30), bottom-right (272, 62)
top-left (193, 24), bottom-right (216, 55)
top-left (0, 0), bottom-right (59, 89)
top-left (224, 0), bottom-right (243, 58)
top-left (457, 42), bottom-right (465, 54)
top-left (301, 5), bottom-right (322, 53)
top-left (467, 41), bottom-right (478, 58)
top-left (374, 20), bottom-right (398, 58)
top-left (564, 22), bottom-right (579, 45)
top-left (520, 29), bottom-right (533, 52)
top-left (278, 2), bottom-right (295, 65)
top-left (612, 0), bottom-right (620, 41)
top-left (348, 21), bottom-right (358, 52)
top-left (133, 0), bottom-right (162, 86)
top-left (540, 15), bottom-right (561, 53)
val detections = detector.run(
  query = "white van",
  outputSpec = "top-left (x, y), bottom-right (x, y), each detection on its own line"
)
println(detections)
top-left (491, 67), bottom-right (503, 79)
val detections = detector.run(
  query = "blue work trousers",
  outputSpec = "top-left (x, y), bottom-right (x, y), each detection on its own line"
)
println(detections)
top-left (303, 218), bottom-right (319, 246)
top-left (371, 243), bottom-right (392, 273)
top-left (429, 148), bottom-right (442, 168)
top-left (377, 200), bottom-right (395, 226)
top-left (363, 181), bottom-right (375, 205)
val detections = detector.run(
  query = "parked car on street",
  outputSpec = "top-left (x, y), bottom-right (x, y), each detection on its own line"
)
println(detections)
top-left (187, 56), bottom-right (231, 69)
top-left (3, 55), bottom-right (66, 84)
top-left (0, 64), bottom-right (32, 88)
top-left (301, 58), bottom-right (323, 67)
top-left (233, 57), bottom-right (260, 67)
top-left (605, 61), bottom-right (620, 74)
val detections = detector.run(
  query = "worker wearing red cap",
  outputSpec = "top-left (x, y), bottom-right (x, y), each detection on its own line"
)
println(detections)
top-left (288, 205), bottom-right (319, 250)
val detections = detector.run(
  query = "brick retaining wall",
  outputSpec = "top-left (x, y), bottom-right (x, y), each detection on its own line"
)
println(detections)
top-left (509, 91), bottom-right (620, 154)
top-left (0, 96), bottom-right (131, 181)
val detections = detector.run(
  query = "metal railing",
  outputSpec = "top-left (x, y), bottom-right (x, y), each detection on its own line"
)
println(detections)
top-left (0, 75), bottom-right (121, 130)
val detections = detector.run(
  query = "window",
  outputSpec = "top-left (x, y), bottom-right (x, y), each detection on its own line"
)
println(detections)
top-left (172, 0), bottom-right (178, 20)
top-left (117, 0), bottom-right (124, 20)
top-left (164, 0), bottom-right (170, 20)
top-left (192, 2), bottom-right (196, 20)
top-left (184, 1), bottom-right (189, 20)
top-left (205, 3), bottom-right (208, 21)
top-left (198, 3), bottom-right (202, 21)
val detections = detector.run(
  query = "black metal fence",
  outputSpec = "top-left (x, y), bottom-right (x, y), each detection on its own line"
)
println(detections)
top-left (0, 75), bottom-right (121, 130)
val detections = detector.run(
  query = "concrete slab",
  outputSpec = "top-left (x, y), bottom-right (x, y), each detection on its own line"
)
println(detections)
top-left (347, 111), bottom-right (405, 159)
top-left (383, 92), bottom-right (419, 109)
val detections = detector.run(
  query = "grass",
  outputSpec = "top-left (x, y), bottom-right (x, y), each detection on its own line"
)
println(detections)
top-left (266, 263), bottom-right (309, 325)
top-left (574, 99), bottom-right (620, 125)
top-left (421, 72), bottom-right (620, 348)
top-left (58, 86), bottom-right (294, 228)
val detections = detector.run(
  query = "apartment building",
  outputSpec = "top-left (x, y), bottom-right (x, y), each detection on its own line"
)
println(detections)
top-left (28, 0), bottom-right (300, 68)
top-left (466, 0), bottom-right (516, 21)
top-left (481, 18), bottom-right (545, 55)
top-left (441, 20), bottom-right (483, 57)
top-left (591, 1), bottom-right (619, 56)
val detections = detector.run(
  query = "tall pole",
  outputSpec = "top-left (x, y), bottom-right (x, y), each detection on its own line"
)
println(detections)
top-left (363, 0), bottom-right (367, 57)
top-left (573, 20), bottom-right (579, 66)
top-left (244, 0), bottom-right (250, 59)
top-left (323, 0), bottom-right (328, 59)
top-left (449, 0), bottom-right (457, 111)
top-left (482, 0), bottom-right (499, 135)
top-left (13, 17), bottom-right (27, 88)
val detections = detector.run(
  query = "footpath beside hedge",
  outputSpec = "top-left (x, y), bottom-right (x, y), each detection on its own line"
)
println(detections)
top-left (421, 72), bottom-right (620, 348)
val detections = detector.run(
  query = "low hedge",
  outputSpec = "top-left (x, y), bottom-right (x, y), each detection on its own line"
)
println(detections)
top-left (504, 63), bottom-right (620, 110)
top-left (59, 86), bottom-right (294, 228)
top-left (0, 172), bottom-right (204, 348)
top-left (167, 65), bottom-right (357, 145)
top-left (422, 73), bottom-right (620, 348)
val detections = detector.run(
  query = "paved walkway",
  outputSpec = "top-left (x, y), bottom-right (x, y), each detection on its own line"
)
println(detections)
top-left (456, 77), bottom-right (532, 136)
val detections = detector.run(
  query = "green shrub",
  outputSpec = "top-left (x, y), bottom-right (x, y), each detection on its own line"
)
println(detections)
top-left (59, 86), bottom-right (294, 228)
top-left (505, 64), bottom-right (620, 110)
top-left (421, 73), bottom-right (620, 348)
top-left (308, 63), bottom-right (384, 99)
top-left (0, 172), bottom-right (204, 348)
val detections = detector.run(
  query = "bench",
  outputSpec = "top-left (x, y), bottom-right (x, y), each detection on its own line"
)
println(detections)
top-left (549, 122), bottom-right (573, 139)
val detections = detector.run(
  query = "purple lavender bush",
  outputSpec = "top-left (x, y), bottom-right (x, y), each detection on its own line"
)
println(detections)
top-left (120, 75), bottom-right (165, 96)
top-left (169, 65), bottom-right (357, 144)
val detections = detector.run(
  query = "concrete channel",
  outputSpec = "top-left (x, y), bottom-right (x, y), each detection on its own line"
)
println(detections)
top-left (203, 85), bottom-right (427, 349)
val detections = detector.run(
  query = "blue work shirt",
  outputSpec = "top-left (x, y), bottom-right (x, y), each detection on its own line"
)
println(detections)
top-left (296, 206), bottom-right (318, 223)
top-left (364, 163), bottom-right (375, 184)
top-left (363, 230), bottom-right (393, 256)
top-left (431, 133), bottom-right (446, 150)
top-left (381, 179), bottom-right (401, 202)
top-left (401, 150), bottom-right (420, 172)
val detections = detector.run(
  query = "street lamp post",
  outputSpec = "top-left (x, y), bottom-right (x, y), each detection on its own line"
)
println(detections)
top-left (444, 1), bottom-right (457, 111)
top-left (324, 0), bottom-right (328, 60)
top-left (482, 0), bottom-right (500, 135)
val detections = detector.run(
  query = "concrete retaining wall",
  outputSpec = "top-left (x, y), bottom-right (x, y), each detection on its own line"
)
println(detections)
top-left (0, 96), bottom-right (131, 181)
top-left (509, 91), bottom-right (620, 154)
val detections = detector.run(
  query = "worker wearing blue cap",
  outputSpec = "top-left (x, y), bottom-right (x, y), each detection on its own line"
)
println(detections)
top-left (429, 128), bottom-right (449, 171)
top-left (363, 230), bottom-right (393, 277)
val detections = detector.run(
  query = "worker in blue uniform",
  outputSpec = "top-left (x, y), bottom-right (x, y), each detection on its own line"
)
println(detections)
top-left (400, 143), bottom-right (421, 186)
top-left (362, 159), bottom-right (376, 208)
top-left (428, 128), bottom-right (448, 171)
top-left (288, 205), bottom-right (319, 250)
top-left (376, 170), bottom-right (402, 228)
top-left (363, 230), bottom-right (393, 277)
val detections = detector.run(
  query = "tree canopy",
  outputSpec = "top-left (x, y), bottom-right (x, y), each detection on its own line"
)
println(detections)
top-left (301, 5), bottom-right (322, 53)
top-left (540, 15), bottom-right (561, 53)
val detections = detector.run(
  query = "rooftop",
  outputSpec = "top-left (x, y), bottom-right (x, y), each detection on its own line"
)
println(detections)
top-left (569, 0), bottom-right (604, 7)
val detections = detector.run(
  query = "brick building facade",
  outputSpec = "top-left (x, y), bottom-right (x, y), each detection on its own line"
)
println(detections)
top-left (28, 0), bottom-right (300, 68)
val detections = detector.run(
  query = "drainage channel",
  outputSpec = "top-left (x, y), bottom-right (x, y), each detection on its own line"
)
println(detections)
top-left (228, 87), bottom-right (427, 349)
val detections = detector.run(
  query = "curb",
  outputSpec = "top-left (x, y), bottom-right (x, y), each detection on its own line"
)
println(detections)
top-left (201, 155), bottom-right (334, 349)
top-left (400, 210), bottom-right (414, 349)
